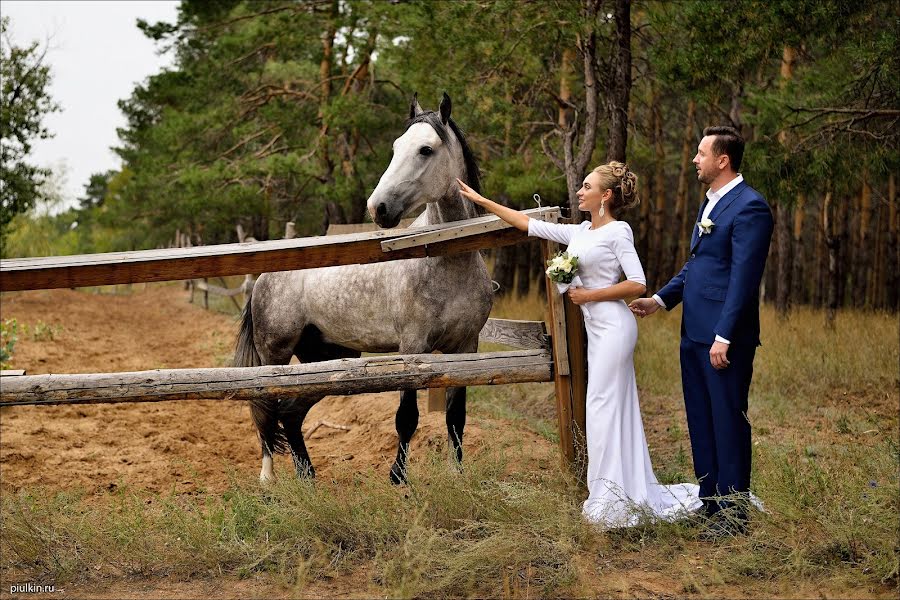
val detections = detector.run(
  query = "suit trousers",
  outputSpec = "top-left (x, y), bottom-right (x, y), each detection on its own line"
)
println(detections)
top-left (679, 337), bottom-right (756, 515)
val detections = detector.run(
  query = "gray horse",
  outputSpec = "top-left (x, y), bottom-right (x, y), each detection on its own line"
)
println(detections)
top-left (234, 93), bottom-right (493, 484)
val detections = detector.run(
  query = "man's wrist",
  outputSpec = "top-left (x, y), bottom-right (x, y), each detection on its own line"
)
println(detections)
top-left (714, 335), bottom-right (731, 345)
top-left (652, 294), bottom-right (666, 309)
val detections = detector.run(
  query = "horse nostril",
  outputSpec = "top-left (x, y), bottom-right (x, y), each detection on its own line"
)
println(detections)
top-left (376, 203), bottom-right (387, 217)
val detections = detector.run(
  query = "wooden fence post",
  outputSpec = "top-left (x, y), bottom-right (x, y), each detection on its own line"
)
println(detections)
top-left (540, 220), bottom-right (588, 480)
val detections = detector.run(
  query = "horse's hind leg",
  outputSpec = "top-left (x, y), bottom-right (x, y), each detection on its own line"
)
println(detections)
top-left (445, 338), bottom-right (477, 468)
top-left (390, 389), bottom-right (419, 485)
top-left (280, 401), bottom-right (317, 479)
top-left (446, 385), bottom-right (467, 466)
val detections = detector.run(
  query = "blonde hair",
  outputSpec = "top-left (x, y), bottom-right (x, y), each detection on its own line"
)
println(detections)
top-left (591, 161), bottom-right (640, 214)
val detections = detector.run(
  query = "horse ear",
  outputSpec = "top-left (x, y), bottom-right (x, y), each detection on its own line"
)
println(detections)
top-left (409, 92), bottom-right (424, 119)
top-left (439, 92), bottom-right (452, 125)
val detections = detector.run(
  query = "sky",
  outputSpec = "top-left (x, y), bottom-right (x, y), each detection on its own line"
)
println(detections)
top-left (2, 0), bottom-right (180, 209)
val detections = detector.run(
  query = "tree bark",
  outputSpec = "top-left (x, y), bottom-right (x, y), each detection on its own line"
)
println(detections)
top-left (605, 0), bottom-right (632, 163)
top-left (858, 169), bottom-right (872, 308)
top-left (790, 193), bottom-right (806, 305)
top-left (774, 45), bottom-right (797, 317)
top-left (889, 173), bottom-right (898, 310)
top-left (649, 86), bottom-right (666, 291)
top-left (823, 187), bottom-right (838, 328)
top-left (672, 99), bottom-right (696, 275)
top-left (775, 202), bottom-right (793, 316)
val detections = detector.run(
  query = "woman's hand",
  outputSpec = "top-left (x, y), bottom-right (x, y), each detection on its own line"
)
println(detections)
top-left (455, 178), bottom-right (530, 232)
top-left (568, 286), bottom-right (592, 305)
top-left (456, 178), bottom-right (488, 205)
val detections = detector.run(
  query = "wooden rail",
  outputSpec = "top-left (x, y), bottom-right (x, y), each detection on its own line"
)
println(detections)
top-left (0, 208), bottom-right (558, 292)
top-left (0, 350), bottom-right (553, 407)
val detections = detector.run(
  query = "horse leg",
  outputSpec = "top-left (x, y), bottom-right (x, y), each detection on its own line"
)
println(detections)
top-left (390, 389), bottom-right (419, 485)
top-left (280, 401), bottom-right (316, 479)
top-left (446, 385), bottom-right (467, 466)
top-left (445, 338), bottom-right (477, 468)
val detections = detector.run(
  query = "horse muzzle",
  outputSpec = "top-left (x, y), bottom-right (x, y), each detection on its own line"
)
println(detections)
top-left (369, 200), bottom-right (403, 228)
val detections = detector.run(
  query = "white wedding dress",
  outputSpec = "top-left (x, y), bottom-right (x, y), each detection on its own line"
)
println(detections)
top-left (529, 218), bottom-right (702, 528)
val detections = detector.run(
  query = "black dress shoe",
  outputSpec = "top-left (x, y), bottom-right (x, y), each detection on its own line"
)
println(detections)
top-left (699, 512), bottom-right (748, 541)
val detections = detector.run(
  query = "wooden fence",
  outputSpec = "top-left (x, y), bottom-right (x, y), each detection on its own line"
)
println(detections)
top-left (0, 207), bottom-right (588, 471)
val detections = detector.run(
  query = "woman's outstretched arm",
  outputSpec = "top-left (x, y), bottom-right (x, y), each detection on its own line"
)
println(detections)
top-left (456, 178), bottom-right (530, 232)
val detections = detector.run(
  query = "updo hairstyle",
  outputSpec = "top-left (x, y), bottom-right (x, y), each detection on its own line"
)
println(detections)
top-left (591, 161), bottom-right (640, 214)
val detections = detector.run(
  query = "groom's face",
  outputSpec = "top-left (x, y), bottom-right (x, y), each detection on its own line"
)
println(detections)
top-left (693, 136), bottom-right (724, 185)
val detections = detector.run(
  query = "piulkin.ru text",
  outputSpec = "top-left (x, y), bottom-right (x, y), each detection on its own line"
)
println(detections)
top-left (9, 583), bottom-right (56, 594)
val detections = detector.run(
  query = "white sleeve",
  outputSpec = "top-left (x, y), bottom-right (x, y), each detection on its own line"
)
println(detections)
top-left (527, 218), bottom-right (578, 245)
top-left (611, 224), bottom-right (646, 286)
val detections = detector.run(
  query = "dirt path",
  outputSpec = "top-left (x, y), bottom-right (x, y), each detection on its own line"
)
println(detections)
top-left (0, 285), bottom-right (553, 495)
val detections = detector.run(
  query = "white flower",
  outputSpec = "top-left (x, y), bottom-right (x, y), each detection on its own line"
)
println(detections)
top-left (698, 218), bottom-right (715, 235)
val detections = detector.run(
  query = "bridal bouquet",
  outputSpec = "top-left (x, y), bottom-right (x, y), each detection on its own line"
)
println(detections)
top-left (546, 252), bottom-right (582, 294)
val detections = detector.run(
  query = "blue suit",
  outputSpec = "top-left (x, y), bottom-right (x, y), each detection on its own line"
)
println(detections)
top-left (657, 180), bottom-right (773, 514)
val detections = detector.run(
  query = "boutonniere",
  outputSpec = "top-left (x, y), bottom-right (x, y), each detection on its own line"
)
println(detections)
top-left (697, 218), bottom-right (715, 235)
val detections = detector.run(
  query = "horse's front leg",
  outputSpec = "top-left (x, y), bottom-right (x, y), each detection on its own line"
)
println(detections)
top-left (446, 385), bottom-right (466, 466)
top-left (390, 389), bottom-right (419, 485)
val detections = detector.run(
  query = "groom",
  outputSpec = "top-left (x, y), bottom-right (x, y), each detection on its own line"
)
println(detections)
top-left (630, 126), bottom-right (773, 533)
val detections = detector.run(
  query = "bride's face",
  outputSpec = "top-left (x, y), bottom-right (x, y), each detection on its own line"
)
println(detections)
top-left (576, 172), bottom-right (609, 213)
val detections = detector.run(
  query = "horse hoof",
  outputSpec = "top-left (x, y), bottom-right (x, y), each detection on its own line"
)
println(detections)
top-left (389, 463), bottom-right (408, 485)
top-left (295, 465), bottom-right (316, 480)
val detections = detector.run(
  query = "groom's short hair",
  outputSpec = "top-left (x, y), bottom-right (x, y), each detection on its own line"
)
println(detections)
top-left (703, 125), bottom-right (744, 172)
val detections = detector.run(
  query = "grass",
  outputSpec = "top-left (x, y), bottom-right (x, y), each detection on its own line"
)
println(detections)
top-left (1, 287), bottom-right (898, 597)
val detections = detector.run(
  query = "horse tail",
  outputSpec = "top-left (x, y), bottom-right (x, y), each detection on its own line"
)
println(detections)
top-left (234, 291), bottom-right (261, 368)
top-left (234, 290), bottom-right (289, 455)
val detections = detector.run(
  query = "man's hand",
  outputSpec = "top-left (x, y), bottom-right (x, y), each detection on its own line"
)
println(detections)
top-left (709, 341), bottom-right (730, 370)
top-left (629, 297), bottom-right (661, 318)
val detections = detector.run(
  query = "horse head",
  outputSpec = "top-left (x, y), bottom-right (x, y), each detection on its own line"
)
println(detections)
top-left (367, 92), bottom-right (481, 228)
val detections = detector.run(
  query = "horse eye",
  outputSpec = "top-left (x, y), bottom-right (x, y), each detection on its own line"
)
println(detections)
top-left (419, 146), bottom-right (433, 156)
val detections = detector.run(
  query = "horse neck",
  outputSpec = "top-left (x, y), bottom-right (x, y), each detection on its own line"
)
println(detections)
top-left (425, 141), bottom-right (477, 226)
top-left (425, 190), bottom-right (473, 225)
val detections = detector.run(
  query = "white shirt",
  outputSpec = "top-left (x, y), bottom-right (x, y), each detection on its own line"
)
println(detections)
top-left (652, 173), bottom-right (744, 345)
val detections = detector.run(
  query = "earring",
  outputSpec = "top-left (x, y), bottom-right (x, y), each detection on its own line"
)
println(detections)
top-left (599, 202), bottom-right (605, 217)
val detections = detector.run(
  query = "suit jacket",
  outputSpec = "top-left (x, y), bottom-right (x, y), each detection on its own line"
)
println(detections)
top-left (657, 180), bottom-right (774, 347)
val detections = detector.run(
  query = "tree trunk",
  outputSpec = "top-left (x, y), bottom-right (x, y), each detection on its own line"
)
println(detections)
top-left (672, 99), bottom-right (695, 275)
top-left (494, 245), bottom-right (517, 297)
top-left (541, 9), bottom-right (600, 224)
top-left (317, 0), bottom-right (338, 184)
top-left (516, 240), bottom-right (535, 297)
top-left (836, 188), bottom-right (851, 306)
top-left (605, 0), bottom-right (632, 163)
top-left (775, 202), bottom-right (793, 317)
top-left (774, 45), bottom-right (796, 317)
top-left (858, 169), bottom-right (872, 308)
top-left (558, 47), bottom-right (575, 128)
top-left (889, 173), bottom-right (898, 310)
top-left (790, 193), bottom-right (806, 305)
top-left (823, 188), bottom-right (838, 328)
top-left (813, 195), bottom-right (825, 308)
top-left (649, 85), bottom-right (666, 291)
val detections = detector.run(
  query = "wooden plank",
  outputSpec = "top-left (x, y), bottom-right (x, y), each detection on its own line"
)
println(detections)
top-left (563, 293), bottom-right (589, 482)
top-left (541, 236), bottom-right (575, 469)
top-left (0, 209), bottom-right (560, 292)
top-left (0, 370), bottom-right (26, 377)
top-left (381, 207), bottom-right (557, 251)
top-left (478, 318), bottom-right (549, 350)
top-left (0, 349), bottom-right (553, 407)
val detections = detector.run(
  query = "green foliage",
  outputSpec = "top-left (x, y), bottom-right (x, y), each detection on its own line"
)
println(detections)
top-left (0, 16), bottom-right (60, 238)
top-left (2, 0), bottom-right (896, 253)
top-left (0, 318), bottom-right (18, 368)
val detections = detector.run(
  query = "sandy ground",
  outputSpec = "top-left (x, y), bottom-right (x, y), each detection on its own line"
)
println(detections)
top-left (1, 285), bottom-right (893, 600)
top-left (0, 285), bottom-right (554, 496)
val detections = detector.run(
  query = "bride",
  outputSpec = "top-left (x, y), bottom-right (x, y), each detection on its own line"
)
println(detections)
top-left (457, 162), bottom-right (701, 528)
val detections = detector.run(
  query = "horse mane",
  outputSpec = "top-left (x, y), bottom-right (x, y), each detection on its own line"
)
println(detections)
top-left (404, 111), bottom-right (485, 217)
